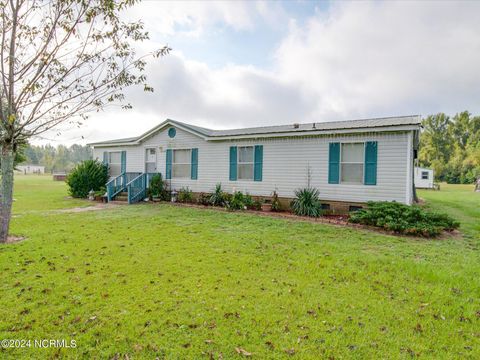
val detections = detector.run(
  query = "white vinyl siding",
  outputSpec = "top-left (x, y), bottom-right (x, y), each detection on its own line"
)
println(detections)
top-left (172, 149), bottom-right (191, 179)
top-left (340, 143), bottom-right (364, 184)
top-left (93, 128), bottom-right (414, 204)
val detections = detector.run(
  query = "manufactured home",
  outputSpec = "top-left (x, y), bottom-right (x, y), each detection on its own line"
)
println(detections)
top-left (414, 167), bottom-right (435, 189)
top-left (89, 116), bottom-right (421, 212)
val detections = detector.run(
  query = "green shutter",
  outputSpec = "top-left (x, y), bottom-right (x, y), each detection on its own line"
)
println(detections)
top-left (121, 151), bottom-right (126, 173)
top-left (166, 149), bottom-right (172, 179)
top-left (103, 151), bottom-right (108, 166)
top-left (328, 143), bottom-right (340, 184)
top-left (364, 141), bottom-right (377, 185)
top-left (191, 148), bottom-right (198, 180)
top-left (229, 146), bottom-right (237, 181)
top-left (254, 145), bottom-right (263, 182)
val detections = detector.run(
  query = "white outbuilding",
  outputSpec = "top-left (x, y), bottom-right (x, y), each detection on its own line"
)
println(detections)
top-left (414, 167), bottom-right (434, 189)
top-left (16, 164), bottom-right (45, 174)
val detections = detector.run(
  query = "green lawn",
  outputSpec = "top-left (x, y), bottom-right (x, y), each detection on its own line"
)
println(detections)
top-left (0, 176), bottom-right (479, 359)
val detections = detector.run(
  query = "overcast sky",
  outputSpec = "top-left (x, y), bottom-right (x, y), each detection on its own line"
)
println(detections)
top-left (35, 0), bottom-right (480, 145)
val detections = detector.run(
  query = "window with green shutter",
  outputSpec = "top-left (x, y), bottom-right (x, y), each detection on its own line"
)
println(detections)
top-left (364, 141), bottom-right (377, 185)
top-left (229, 146), bottom-right (237, 181)
top-left (121, 151), bottom-right (126, 173)
top-left (328, 143), bottom-right (340, 184)
top-left (165, 149), bottom-right (172, 179)
top-left (254, 145), bottom-right (263, 181)
top-left (191, 148), bottom-right (198, 180)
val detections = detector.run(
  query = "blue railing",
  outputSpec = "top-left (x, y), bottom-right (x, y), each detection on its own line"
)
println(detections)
top-left (127, 173), bottom-right (146, 204)
top-left (107, 172), bottom-right (141, 201)
top-left (126, 172), bottom-right (159, 204)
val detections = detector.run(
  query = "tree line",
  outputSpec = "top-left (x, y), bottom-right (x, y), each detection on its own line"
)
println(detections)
top-left (23, 144), bottom-right (92, 173)
top-left (419, 111), bottom-right (480, 184)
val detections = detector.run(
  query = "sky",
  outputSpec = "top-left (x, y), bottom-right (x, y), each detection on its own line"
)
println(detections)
top-left (35, 0), bottom-right (480, 145)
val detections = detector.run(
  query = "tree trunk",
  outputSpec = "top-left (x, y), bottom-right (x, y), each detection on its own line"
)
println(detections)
top-left (0, 145), bottom-right (15, 242)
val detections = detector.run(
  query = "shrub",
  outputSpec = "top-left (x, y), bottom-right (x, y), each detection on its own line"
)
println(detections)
top-left (271, 190), bottom-right (281, 212)
top-left (197, 193), bottom-right (211, 206)
top-left (251, 199), bottom-right (262, 211)
top-left (178, 187), bottom-right (194, 203)
top-left (243, 194), bottom-right (254, 209)
top-left (210, 183), bottom-right (227, 207)
top-left (291, 187), bottom-right (322, 217)
top-left (349, 201), bottom-right (460, 237)
top-left (227, 191), bottom-right (247, 211)
top-left (94, 187), bottom-right (106, 197)
top-left (148, 173), bottom-right (170, 201)
top-left (66, 160), bottom-right (109, 198)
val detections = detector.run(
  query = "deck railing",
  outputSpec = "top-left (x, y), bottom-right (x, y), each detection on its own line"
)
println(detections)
top-left (107, 172), bottom-right (141, 201)
top-left (126, 172), bottom-right (159, 204)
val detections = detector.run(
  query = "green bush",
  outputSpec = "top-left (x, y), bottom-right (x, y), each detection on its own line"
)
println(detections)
top-left (197, 193), bottom-right (211, 206)
top-left (178, 187), bottom-right (194, 203)
top-left (66, 160), bottom-right (109, 198)
top-left (227, 191), bottom-right (247, 211)
top-left (251, 199), bottom-right (262, 211)
top-left (271, 190), bottom-right (282, 212)
top-left (94, 187), bottom-right (106, 197)
top-left (349, 201), bottom-right (460, 237)
top-left (210, 183), bottom-right (227, 207)
top-left (291, 187), bottom-right (322, 217)
top-left (148, 174), bottom-right (170, 201)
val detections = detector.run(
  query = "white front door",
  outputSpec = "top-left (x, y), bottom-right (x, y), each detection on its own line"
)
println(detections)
top-left (145, 148), bottom-right (157, 173)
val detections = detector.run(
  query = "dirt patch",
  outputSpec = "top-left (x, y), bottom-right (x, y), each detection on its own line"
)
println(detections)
top-left (4, 235), bottom-right (26, 244)
top-left (56, 203), bottom-right (120, 213)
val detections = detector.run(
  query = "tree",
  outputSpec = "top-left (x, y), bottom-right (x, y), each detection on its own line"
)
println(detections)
top-left (419, 112), bottom-right (480, 184)
top-left (0, 0), bottom-right (169, 241)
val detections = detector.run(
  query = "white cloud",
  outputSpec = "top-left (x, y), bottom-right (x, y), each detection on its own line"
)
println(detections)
top-left (124, 1), bottom-right (259, 37)
top-left (34, 1), bottom-right (480, 145)
top-left (275, 1), bottom-right (480, 119)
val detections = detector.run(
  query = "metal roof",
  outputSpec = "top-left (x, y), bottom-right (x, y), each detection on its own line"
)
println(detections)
top-left (88, 115), bottom-right (421, 146)
top-left (208, 115), bottom-right (421, 137)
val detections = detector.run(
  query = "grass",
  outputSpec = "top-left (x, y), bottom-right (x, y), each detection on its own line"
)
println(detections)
top-left (0, 176), bottom-right (479, 359)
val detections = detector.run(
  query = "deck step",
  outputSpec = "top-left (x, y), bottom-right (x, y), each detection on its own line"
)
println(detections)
top-left (114, 196), bottom-right (128, 202)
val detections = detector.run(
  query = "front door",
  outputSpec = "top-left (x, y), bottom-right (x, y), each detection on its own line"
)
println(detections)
top-left (145, 148), bottom-right (157, 173)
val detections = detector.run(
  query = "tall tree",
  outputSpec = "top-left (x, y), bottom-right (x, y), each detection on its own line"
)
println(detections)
top-left (0, 0), bottom-right (169, 241)
top-left (419, 112), bottom-right (480, 184)
top-left (418, 113), bottom-right (453, 178)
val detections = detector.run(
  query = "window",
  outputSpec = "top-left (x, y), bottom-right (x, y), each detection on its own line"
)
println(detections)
top-left (340, 143), bottom-right (364, 184)
top-left (172, 149), bottom-right (191, 178)
top-left (109, 152), bottom-right (122, 177)
top-left (238, 146), bottom-right (254, 180)
top-left (421, 171), bottom-right (429, 180)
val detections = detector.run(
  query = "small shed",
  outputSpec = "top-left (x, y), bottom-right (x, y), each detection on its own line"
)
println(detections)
top-left (414, 167), bottom-right (434, 189)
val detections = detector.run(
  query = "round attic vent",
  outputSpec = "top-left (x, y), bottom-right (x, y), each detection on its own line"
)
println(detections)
top-left (168, 127), bottom-right (176, 138)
